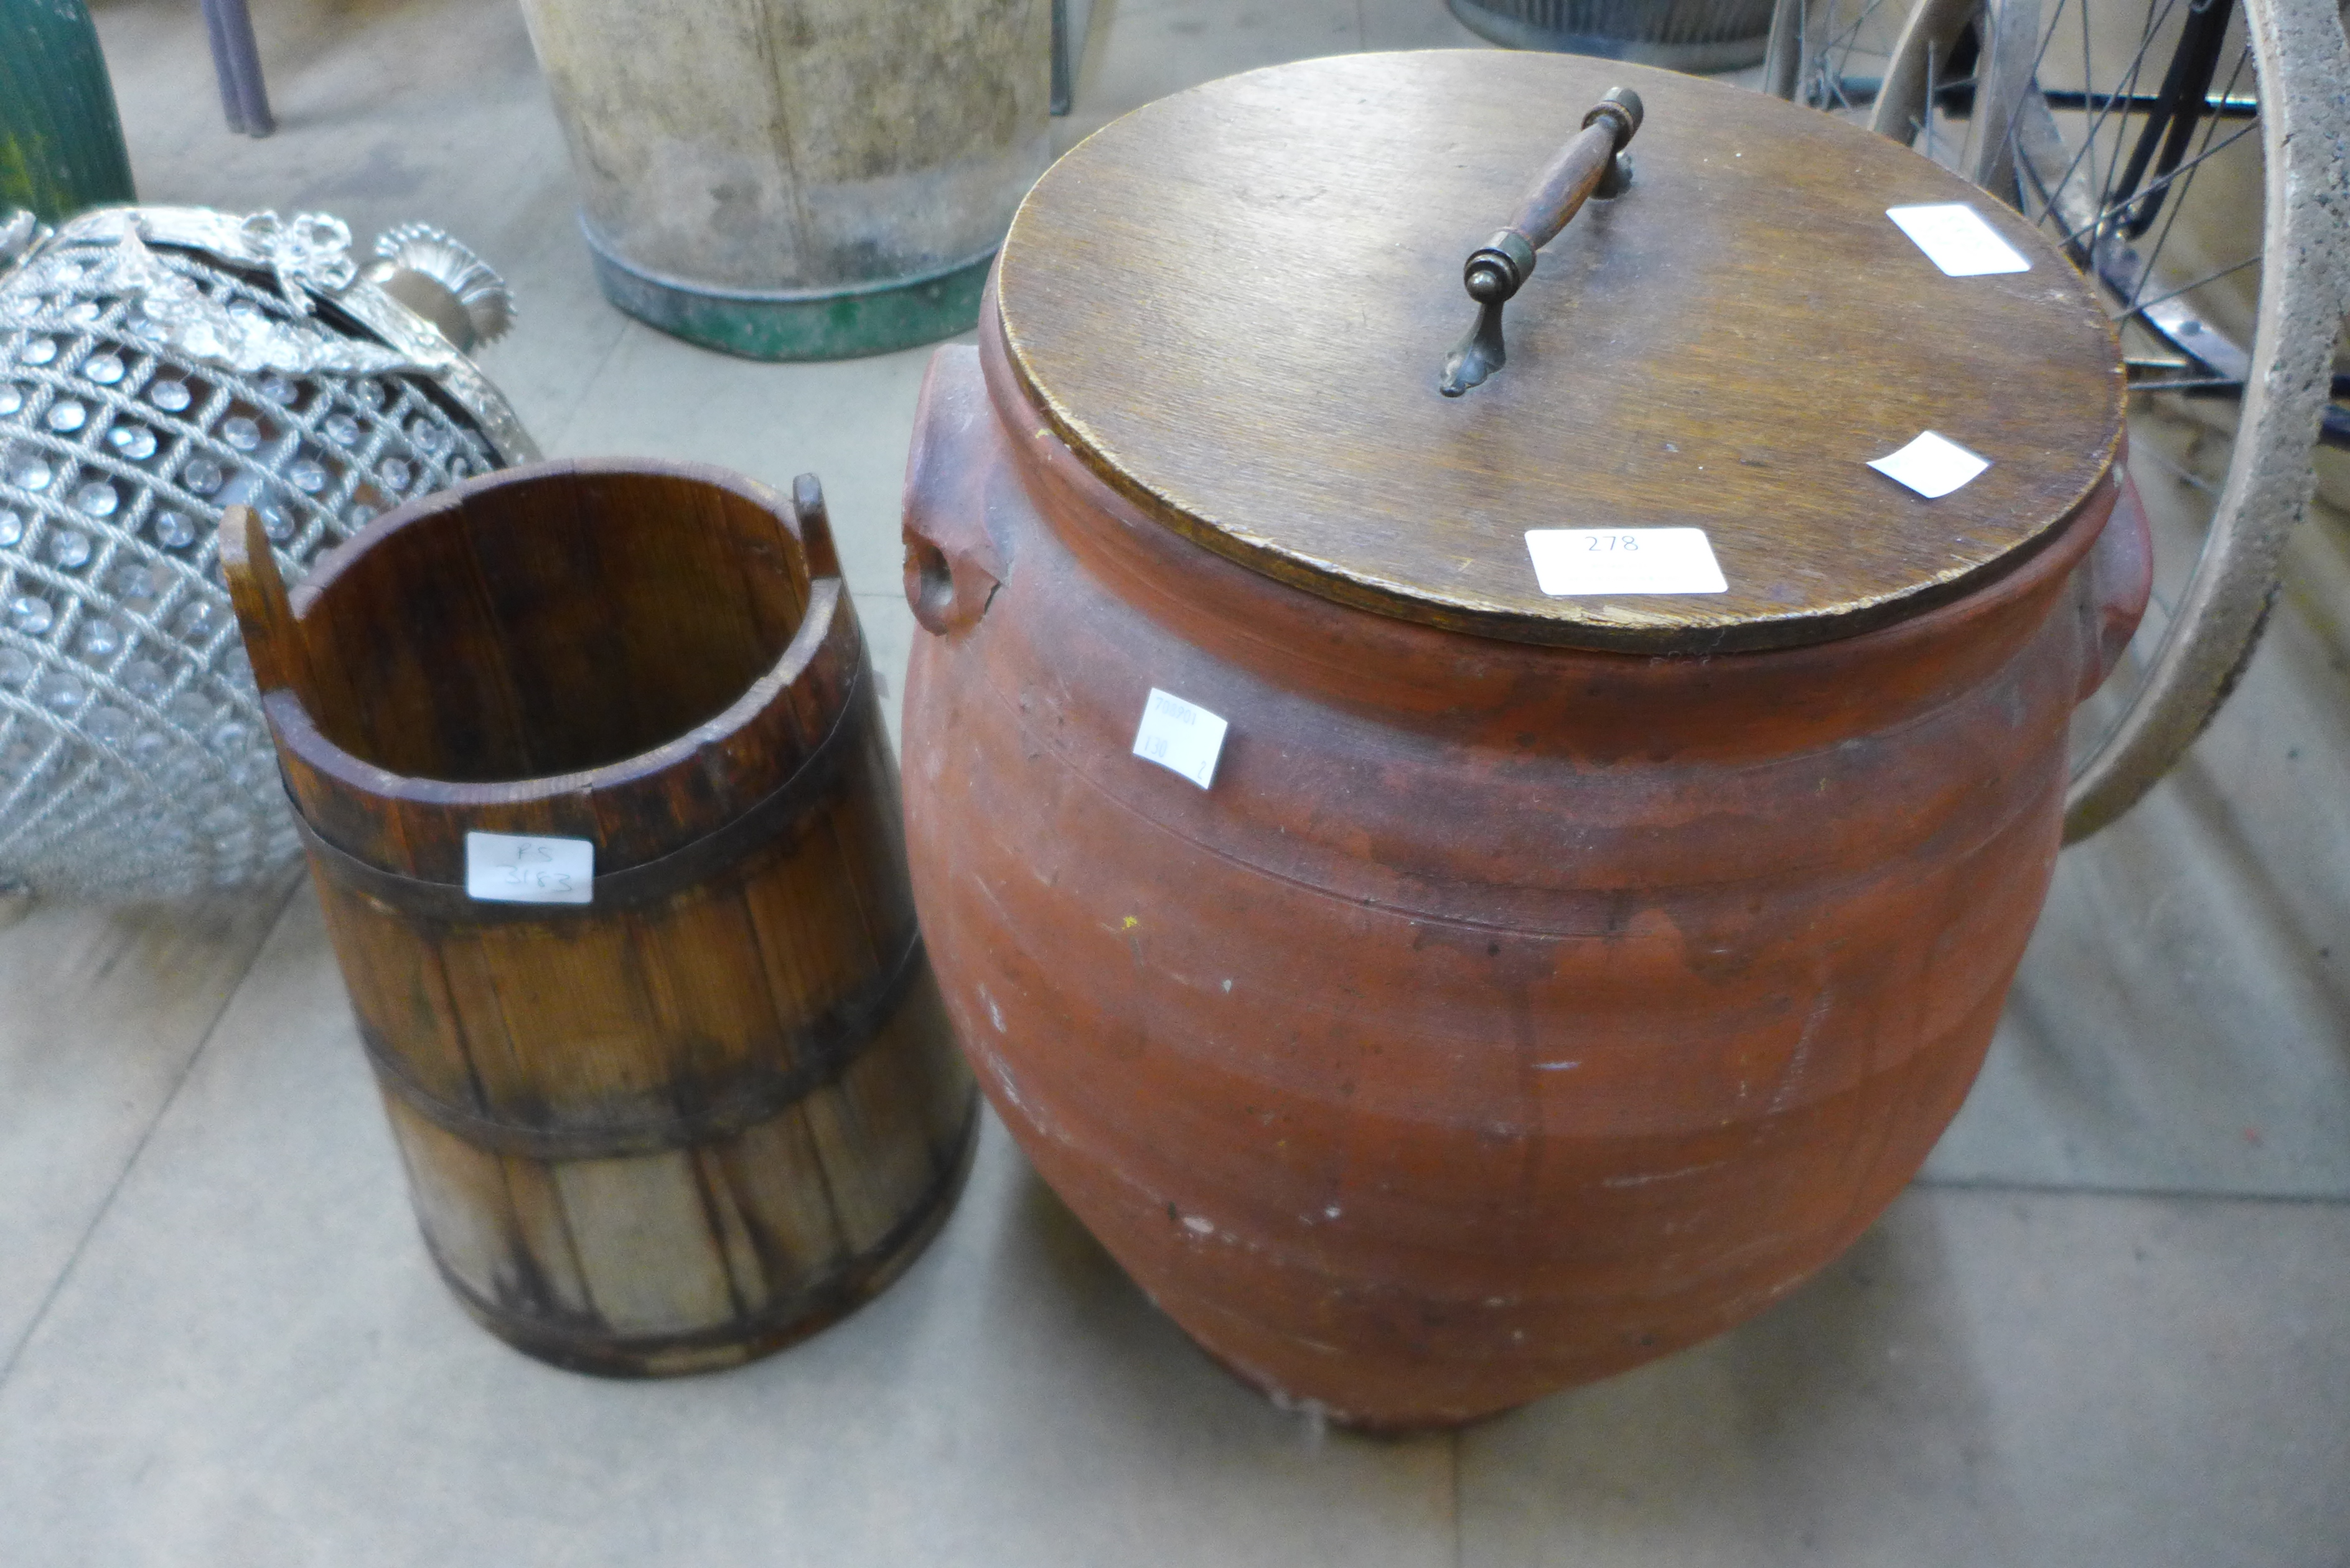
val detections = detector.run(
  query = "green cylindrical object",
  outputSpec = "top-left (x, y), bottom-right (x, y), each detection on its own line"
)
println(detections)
top-left (517, 0), bottom-right (1049, 361)
top-left (1, 0), bottom-right (137, 223)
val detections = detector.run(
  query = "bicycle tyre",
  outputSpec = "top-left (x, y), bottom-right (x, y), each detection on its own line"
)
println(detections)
top-left (1767, 0), bottom-right (2350, 842)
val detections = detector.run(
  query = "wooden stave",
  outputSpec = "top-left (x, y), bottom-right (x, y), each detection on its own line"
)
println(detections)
top-left (382, 982), bottom-right (978, 1379)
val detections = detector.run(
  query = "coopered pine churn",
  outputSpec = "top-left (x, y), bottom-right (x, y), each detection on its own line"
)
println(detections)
top-left (226, 460), bottom-right (976, 1376)
top-left (899, 52), bottom-right (2150, 1427)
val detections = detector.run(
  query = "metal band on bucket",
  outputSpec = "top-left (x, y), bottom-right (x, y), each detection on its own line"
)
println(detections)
top-left (288, 653), bottom-right (876, 922)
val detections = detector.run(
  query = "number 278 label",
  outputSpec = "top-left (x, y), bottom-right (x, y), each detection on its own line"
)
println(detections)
top-left (1524, 528), bottom-right (1728, 597)
top-left (465, 832), bottom-right (594, 905)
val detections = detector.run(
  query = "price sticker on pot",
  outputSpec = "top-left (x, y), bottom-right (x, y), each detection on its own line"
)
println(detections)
top-left (1524, 529), bottom-right (1728, 596)
top-left (466, 832), bottom-right (594, 905)
top-left (1886, 203), bottom-right (2030, 276)
top-left (1133, 688), bottom-right (1228, 790)
top-left (1869, 430), bottom-right (1991, 498)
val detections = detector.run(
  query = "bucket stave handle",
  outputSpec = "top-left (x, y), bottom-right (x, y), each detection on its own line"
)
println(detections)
top-left (219, 500), bottom-right (363, 725)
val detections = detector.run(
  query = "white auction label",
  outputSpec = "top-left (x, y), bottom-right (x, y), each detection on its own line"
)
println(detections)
top-left (1524, 528), bottom-right (1728, 597)
top-left (1868, 430), bottom-right (1991, 498)
top-left (1132, 688), bottom-right (1228, 790)
top-left (466, 831), bottom-right (594, 905)
top-left (1886, 203), bottom-right (2031, 277)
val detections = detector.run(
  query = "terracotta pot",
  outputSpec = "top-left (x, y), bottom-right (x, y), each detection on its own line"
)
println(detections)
top-left (899, 52), bottom-right (2150, 1429)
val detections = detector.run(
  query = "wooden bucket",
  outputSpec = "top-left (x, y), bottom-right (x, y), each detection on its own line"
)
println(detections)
top-left (222, 459), bottom-right (976, 1377)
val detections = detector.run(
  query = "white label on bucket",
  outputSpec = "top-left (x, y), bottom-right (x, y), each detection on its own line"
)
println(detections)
top-left (466, 832), bottom-right (594, 905)
top-left (1133, 688), bottom-right (1228, 790)
top-left (1886, 203), bottom-right (2030, 276)
top-left (1868, 430), bottom-right (1992, 498)
top-left (1524, 529), bottom-right (1727, 596)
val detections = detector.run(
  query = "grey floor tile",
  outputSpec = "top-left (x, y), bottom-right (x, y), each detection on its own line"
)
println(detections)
top-left (95, 0), bottom-right (955, 658)
top-left (1056, 0), bottom-right (1367, 148)
top-left (0, 892), bottom-right (1455, 1568)
top-left (543, 321), bottom-right (955, 597)
top-left (1357, 0), bottom-right (1495, 50)
top-left (0, 882), bottom-right (291, 1366)
top-left (1927, 427), bottom-right (2350, 1197)
top-left (857, 590), bottom-right (918, 758)
top-left (1460, 1186), bottom-right (2350, 1568)
top-left (91, 0), bottom-right (622, 457)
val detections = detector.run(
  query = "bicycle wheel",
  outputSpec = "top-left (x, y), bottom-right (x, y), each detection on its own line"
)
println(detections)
top-left (1766, 0), bottom-right (2350, 841)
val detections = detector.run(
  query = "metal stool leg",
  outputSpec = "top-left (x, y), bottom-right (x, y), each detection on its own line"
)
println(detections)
top-left (199, 0), bottom-right (250, 134)
top-left (200, 0), bottom-right (275, 138)
top-left (1051, 0), bottom-right (1090, 117)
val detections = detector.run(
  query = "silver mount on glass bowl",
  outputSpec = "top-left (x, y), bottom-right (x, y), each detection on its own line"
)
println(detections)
top-left (0, 205), bottom-right (536, 905)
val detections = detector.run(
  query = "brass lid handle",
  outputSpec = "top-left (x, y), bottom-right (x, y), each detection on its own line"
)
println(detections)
top-left (1440, 87), bottom-right (1643, 398)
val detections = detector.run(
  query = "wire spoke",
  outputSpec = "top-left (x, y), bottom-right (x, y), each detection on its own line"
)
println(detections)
top-left (2029, 0), bottom-right (2183, 236)
top-left (1989, 0), bottom-right (2087, 218)
top-left (2127, 44), bottom-right (2256, 310)
top-left (2051, 115), bottom-right (2259, 256)
top-left (2130, 432), bottom-right (2224, 497)
top-left (2082, 0), bottom-right (2181, 214)
top-left (2113, 250), bottom-right (2262, 322)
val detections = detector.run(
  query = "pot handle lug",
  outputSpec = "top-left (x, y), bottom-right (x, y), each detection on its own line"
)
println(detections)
top-left (2073, 465), bottom-right (2153, 706)
top-left (903, 344), bottom-right (1009, 636)
top-left (1439, 87), bottom-right (1642, 398)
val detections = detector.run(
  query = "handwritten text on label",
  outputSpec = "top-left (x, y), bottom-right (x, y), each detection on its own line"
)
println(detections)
top-left (466, 832), bottom-right (594, 905)
top-left (1524, 528), bottom-right (1728, 597)
top-left (1132, 688), bottom-right (1229, 790)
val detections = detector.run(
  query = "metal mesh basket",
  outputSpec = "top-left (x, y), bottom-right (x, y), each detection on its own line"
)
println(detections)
top-left (0, 207), bottom-right (533, 900)
top-left (1447, 0), bottom-right (1777, 71)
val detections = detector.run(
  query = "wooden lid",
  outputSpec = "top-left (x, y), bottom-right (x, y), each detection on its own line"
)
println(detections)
top-left (994, 52), bottom-right (2123, 653)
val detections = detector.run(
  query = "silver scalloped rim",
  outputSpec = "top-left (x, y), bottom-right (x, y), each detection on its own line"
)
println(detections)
top-left (373, 222), bottom-right (517, 345)
top-left (21, 206), bottom-right (537, 462)
top-left (92, 218), bottom-right (423, 378)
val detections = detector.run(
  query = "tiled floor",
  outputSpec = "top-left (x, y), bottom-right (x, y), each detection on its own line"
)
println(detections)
top-left (2, 0), bottom-right (2344, 1562)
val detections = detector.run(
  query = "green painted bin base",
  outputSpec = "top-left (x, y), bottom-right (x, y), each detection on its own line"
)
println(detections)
top-left (583, 221), bottom-right (993, 362)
